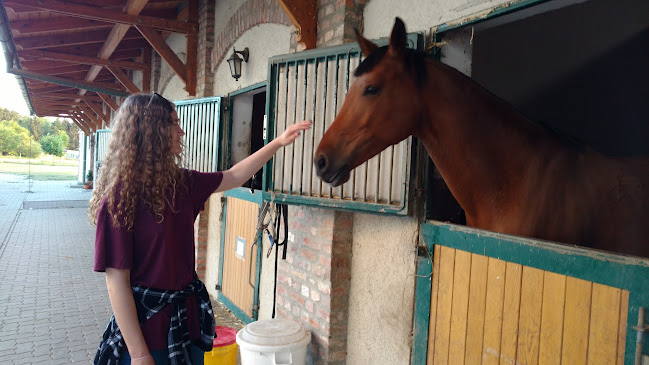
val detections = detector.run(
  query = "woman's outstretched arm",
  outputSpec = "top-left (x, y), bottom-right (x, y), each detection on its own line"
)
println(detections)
top-left (217, 120), bottom-right (312, 192)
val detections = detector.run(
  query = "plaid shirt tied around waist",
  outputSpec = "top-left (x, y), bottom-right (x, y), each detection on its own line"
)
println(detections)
top-left (94, 278), bottom-right (215, 365)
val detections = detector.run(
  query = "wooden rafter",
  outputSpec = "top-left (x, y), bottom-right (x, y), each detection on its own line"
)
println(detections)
top-left (6, 0), bottom-right (198, 34)
top-left (97, 93), bottom-right (120, 112)
top-left (106, 66), bottom-right (140, 94)
top-left (136, 25), bottom-right (190, 94)
top-left (16, 28), bottom-right (142, 51)
top-left (11, 17), bottom-right (112, 36)
top-left (276, 0), bottom-right (317, 49)
top-left (82, 99), bottom-right (109, 124)
top-left (77, 105), bottom-right (103, 129)
top-left (20, 50), bottom-right (147, 70)
top-left (69, 118), bottom-right (91, 135)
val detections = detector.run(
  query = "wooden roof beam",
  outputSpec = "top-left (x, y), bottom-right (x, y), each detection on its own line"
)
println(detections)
top-left (136, 24), bottom-right (193, 95)
top-left (70, 112), bottom-right (94, 133)
top-left (106, 66), bottom-right (141, 94)
top-left (97, 93), bottom-right (120, 112)
top-left (81, 0), bottom-right (150, 97)
top-left (11, 17), bottom-right (113, 36)
top-left (7, 0), bottom-right (198, 34)
top-left (276, 0), bottom-right (317, 50)
top-left (20, 50), bottom-right (147, 70)
top-left (76, 105), bottom-right (102, 130)
top-left (38, 93), bottom-right (103, 102)
top-left (68, 117), bottom-right (91, 135)
top-left (16, 28), bottom-right (143, 51)
top-left (83, 99), bottom-right (109, 126)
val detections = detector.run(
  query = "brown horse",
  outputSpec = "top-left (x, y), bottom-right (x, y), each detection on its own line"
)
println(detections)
top-left (314, 18), bottom-right (649, 258)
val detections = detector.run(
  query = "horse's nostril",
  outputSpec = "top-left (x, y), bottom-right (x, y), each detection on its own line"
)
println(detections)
top-left (316, 155), bottom-right (328, 172)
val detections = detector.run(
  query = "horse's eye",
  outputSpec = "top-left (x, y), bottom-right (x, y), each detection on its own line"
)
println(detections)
top-left (363, 85), bottom-right (380, 96)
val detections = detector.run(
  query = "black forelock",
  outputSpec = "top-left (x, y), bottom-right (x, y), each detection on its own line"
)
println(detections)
top-left (354, 46), bottom-right (388, 77)
top-left (353, 46), bottom-right (430, 88)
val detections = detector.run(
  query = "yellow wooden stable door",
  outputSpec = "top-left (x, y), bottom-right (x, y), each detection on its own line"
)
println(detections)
top-left (426, 245), bottom-right (629, 365)
top-left (221, 195), bottom-right (260, 319)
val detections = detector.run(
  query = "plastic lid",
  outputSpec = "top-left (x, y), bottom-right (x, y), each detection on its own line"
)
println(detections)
top-left (213, 326), bottom-right (237, 347)
top-left (237, 318), bottom-right (308, 347)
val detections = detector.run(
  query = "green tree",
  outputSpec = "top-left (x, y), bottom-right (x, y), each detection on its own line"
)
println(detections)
top-left (0, 107), bottom-right (21, 123)
top-left (17, 135), bottom-right (42, 158)
top-left (40, 134), bottom-right (65, 157)
top-left (57, 130), bottom-right (70, 150)
top-left (0, 120), bottom-right (30, 156)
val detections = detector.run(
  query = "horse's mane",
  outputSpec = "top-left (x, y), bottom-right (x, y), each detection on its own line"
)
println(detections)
top-left (354, 46), bottom-right (430, 89)
top-left (355, 44), bottom-right (586, 150)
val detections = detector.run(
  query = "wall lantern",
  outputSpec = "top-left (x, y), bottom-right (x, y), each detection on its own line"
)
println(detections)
top-left (227, 47), bottom-right (249, 81)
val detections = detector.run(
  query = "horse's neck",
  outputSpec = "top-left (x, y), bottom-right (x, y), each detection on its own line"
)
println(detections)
top-left (415, 59), bottom-right (552, 224)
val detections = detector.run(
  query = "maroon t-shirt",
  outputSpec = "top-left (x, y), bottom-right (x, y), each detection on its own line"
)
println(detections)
top-left (94, 169), bottom-right (223, 351)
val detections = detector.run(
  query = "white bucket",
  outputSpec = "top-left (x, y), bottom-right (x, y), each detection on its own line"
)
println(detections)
top-left (236, 318), bottom-right (311, 365)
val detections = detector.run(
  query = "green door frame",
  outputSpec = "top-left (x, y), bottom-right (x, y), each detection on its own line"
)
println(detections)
top-left (412, 221), bottom-right (649, 365)
top-left (218, 187), bottom-right (264, 324)
top-left (217, 83), bottom-right (267, 323)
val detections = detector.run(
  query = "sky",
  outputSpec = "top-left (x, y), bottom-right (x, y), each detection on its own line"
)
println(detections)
top-left (0, 53), bottom-right (32, 116)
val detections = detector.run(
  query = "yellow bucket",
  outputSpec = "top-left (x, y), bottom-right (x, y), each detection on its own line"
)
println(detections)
top-left (204, 326), bottom-right (238, 365)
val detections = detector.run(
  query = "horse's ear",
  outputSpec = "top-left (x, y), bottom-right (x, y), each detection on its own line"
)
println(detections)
top-left (355, 28), bottom-right (378, 57)
top-left (388, 17), bottom-right (407, 56)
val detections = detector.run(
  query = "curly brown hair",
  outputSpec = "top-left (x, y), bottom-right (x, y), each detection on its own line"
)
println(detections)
top-left (88, 93), bottom-right (186, 230)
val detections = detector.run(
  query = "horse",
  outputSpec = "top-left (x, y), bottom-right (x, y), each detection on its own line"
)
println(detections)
top-left (314, 17), bottom-right (649, 258)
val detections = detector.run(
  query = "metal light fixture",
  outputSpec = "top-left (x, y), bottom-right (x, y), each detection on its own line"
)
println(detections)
top-left (227, 47), bottom-right (249, 81)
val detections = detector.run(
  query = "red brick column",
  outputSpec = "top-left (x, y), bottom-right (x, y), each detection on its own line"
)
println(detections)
top-left (276, 207), bottom-right (353, 365)
top-left (194, 201), bottom-right (209, 281)
top-left (196, 0), bottom-right (216, 97)
top-left (317, 0), bottom-right (369, 47)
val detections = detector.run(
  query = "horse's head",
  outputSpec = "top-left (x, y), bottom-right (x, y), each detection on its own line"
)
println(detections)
top-left (314, 18), bottom-right (425, 186)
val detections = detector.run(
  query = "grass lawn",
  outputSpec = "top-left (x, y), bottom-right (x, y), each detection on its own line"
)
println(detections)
top-left (0, 157), bottom-right (79, 180)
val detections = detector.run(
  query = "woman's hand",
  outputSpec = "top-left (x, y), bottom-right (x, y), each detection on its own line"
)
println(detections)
top-left (275, 120), bottom-right (312, 146)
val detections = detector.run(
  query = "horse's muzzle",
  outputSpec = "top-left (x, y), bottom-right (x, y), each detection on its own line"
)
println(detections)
top-left (314, 153), bottom-right (349, 187)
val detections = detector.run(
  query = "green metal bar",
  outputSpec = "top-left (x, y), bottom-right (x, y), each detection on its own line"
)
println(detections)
top-left (434, 0), bottom-right (553, 35)
top-left (300, 59), bottom-right (308, 196)
top-left (269, 192), bottom-right (408, 215)
top-left (8, 68), bottom-right (130, 97)
top-left (411, 246), bottom-right (433, 365)
top-left (320, 56), bottom-right (329, 198)
top-left (290, 60), bottom-right (299, 193)
top-left (224, 187), bottom-right (263, 203)
top-left (309, 59), bottom-right (318, 196)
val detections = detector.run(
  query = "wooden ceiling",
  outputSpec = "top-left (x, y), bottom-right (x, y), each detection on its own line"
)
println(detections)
top-left (0, 0), bottom-right (198, 134)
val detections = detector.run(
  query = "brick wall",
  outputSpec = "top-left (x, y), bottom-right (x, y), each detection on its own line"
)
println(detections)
top-left (196, 0), bottom-right (216, 97)
top-left (194, 201), bottom-right (210, 281)
top-left (317, 0), bottom-right (369, 47)
top-left (275, 207), bottom-right (353, 365)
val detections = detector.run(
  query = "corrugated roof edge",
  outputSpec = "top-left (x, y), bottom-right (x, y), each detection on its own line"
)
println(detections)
top-left (0, 4), bottom-right (35, 116)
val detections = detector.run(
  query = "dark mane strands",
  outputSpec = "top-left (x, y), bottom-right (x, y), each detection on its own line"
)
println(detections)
top-left (354, 46), bottom-right (429, 88)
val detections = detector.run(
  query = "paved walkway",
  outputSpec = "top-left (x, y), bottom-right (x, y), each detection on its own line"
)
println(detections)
top-left (0, 173), bottom-right (243, 364)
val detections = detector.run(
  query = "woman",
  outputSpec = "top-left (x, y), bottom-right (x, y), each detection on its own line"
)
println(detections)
top-left (89, 92), bottom-right (311, 365)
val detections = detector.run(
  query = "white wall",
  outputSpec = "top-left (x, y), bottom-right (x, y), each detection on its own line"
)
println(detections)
top-left (160, 33), bottom-right (190, 101)
top-left (363, 0), bottom-right (512, 38)
top-left (212, 24), bottom-right (291, 97)
top-left (347, 213), bottom-right (419, 365)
